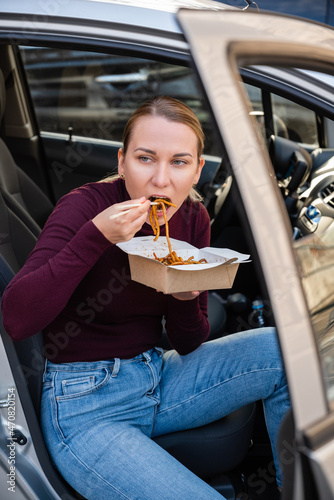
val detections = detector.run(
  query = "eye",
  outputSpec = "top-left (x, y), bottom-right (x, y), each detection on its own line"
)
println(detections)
top-left (172, 159), bottom-right (187, 166)
top-left (139, 156), bottom-right (151, 163)
top-left (138, 155), bottom-right (156, 164)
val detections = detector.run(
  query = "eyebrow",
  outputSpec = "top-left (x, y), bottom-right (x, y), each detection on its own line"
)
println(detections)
top-left (134, 147), bottom-right (156, 154)
top-left (134, 147), bottom-right (193, 158)
top-left (173, 152), bottom-right (193, 158)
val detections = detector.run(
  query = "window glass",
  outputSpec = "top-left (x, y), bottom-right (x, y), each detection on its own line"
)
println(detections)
top-left (19, 47), bottom-right (217, 155)
top-left (243, 69), bottom-right (333, 408)
top-left (294, 226), bottom-right (334, 408)
top-left (244, 82), bottom-right (319, 147)
top-left (243, 83), bottom-right (266, 140)
top-left (271, 94), bottom-right (318, 146)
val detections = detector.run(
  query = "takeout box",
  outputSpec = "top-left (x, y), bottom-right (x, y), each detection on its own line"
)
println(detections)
top-left (117, 236), bottom-right (250, 293)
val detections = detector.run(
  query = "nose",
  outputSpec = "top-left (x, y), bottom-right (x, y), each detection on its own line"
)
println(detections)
top-left (152, 162), bottom-right (171, 188)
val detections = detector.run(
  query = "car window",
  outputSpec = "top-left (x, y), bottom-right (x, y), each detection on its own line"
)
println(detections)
top-left (244, 82), bottom-right (319, 147)
top-left (293, 225), bottom-right (334, 409)
top-left (271, 94), bottom-right (318, 146)
top-left (243, 83), bottom-right (266, 138)
top-left (19, 47), bottom-right (218, 156)
top-left (242, 66), bottom-right (334, 409)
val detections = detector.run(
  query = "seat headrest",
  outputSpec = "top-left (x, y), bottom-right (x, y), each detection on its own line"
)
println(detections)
top-left (0, 69), bottom-right (6, 123)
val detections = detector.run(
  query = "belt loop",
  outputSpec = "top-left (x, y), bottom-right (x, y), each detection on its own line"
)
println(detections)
top-left (143, 352), bottom-right (151, 363)
top-left (155, 347), bottom-right (164, 357)
top-left (111, 358), bottom-right (120, 377)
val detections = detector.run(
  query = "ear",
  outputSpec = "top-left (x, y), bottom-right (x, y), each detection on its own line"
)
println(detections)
top-left (118, 148), bottom-right (125, 177)
top-left (193, 156), bottom-right (205, 185)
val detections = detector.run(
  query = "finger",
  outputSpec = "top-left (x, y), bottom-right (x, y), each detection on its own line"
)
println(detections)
top-left (109, 198), bottom-right (148, 220)
top-left (117, 197), bottom-right (147, 209)
top-left (110, 202), bottom-right (150, 224)
top-left (109, 209), bottom-right (132, 220)
top-left (126, 201), bottom-right (151, 222)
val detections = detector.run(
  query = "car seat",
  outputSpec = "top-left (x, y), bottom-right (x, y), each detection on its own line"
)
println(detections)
top-left (209, 171), bottom-right (263, 306)
top-left (0, 190), bottom-right (256, 499)
top-left (0, 68), bottom-right (54, 237)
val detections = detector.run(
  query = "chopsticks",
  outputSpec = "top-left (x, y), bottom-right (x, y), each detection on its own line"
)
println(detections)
top-left (109, 202), bottom-right (158, 220)
top-left (109, 209), bottom-right (132, 220)
top-left (115, 202), bottom-right (158, 210)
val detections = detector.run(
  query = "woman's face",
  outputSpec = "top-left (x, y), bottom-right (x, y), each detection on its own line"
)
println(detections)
top-left (118, 115), bottom-right (205, 224)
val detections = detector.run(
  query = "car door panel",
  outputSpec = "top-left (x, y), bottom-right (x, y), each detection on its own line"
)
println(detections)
top-left (41, 133), bottom-right (120, 200)
top-left (40, 132), bottom-right (220, 201)
top-left (177, 8), bottom-right (334, 498)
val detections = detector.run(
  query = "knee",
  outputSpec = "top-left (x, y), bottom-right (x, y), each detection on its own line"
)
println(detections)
top-left (254, 327), bottom-right (284, 367)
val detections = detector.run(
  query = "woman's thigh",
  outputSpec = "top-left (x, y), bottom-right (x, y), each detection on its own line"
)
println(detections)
top-left (153, 327), bottom-right (286, 436)
top-left (45, 421), bottom-right (223, 499)
top-left (41, 352), bottom-right (223, 499)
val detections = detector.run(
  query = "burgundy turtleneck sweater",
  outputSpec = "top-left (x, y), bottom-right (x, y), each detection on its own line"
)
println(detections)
top-left (1, 179), bottom-right (211, 363)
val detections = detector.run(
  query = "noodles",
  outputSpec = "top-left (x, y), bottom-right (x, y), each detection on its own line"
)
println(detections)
top-left (153, 251), bottom-right (208, 266)
top-left (149, 198), bottom-right (208, 266)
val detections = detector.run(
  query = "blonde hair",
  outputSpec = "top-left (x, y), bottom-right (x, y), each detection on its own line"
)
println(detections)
top-left (102, 96), bottom-right (204, 201)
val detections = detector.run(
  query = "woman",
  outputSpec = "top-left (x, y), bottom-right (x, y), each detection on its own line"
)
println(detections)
top-left (1, 96), bottom-right (289, 499)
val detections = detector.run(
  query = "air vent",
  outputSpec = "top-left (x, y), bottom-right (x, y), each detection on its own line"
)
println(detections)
top-left (320, 182), bottom-right (334, 209)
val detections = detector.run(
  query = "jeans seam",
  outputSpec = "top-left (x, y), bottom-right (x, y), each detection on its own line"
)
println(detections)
top-left (50, 382), bottom-right (66, 443)
top-left (62, 441), bottom-right (133, 499)
top-left (145, 360), bottom-right (158, 395)
top-left (157, 367), bottom-right (283, 415)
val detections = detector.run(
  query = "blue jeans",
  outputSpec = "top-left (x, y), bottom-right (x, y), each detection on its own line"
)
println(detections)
top-left (41, 327), bottom-right (289, 499)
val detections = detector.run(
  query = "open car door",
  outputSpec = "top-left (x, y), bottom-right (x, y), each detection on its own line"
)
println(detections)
top-left (177, 9), bottom-right (334, 500)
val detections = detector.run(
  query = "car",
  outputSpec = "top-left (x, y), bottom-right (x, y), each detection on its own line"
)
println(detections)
top-left (0, 0), bottom-right (334, 499)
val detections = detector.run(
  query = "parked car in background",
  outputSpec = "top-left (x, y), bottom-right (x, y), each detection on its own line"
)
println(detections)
top-left (255, 0), bottom-right (331, 23)
top-left (0, 1), bottom-right (334, 499)
top-left (223, 0), bottom-right (334, 25)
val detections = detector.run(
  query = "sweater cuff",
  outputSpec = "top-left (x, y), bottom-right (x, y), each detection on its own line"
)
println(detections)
top-left (168, 295), bottom-right (200, 315)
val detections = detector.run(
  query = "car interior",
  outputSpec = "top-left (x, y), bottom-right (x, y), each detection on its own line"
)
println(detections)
top-left (0, 39), bottom-right (334, 499)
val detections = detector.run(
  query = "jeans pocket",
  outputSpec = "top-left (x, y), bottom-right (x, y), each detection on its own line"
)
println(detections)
top-left (56, 368), bottom-right (110, 401)
top-left (61, 375), bottom-right (96, 396)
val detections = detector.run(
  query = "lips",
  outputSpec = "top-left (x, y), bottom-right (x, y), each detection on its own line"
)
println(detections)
top-left (149, 195), bottom-right (172, 205)
top-left (149, 195), bottom-right (173, 213)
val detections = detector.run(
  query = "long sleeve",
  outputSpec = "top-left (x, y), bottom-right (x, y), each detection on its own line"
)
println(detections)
top-left (1, 187), bottom-right (111, 340)
top-left (1, 182), bottom-right (213, 362)
top-left (165, 292), bottom-right (210, 354)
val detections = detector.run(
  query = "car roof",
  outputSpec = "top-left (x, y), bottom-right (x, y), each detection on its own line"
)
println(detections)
top-left (84, 0), bottom-right (234, 12)
top-left (1, 0), bottom-right (236, 36)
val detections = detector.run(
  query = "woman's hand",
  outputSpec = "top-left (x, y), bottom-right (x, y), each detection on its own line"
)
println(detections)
top-left (171, 291), bottom-right (200, 301)
top-left (92, 197), bottom-right (150, 244)
top-left (156, 290), bottom-right (200, 301)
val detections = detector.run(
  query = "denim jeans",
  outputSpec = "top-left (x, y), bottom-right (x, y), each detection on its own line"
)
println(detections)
top-left (41, 327), bottom-right (289, 499)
